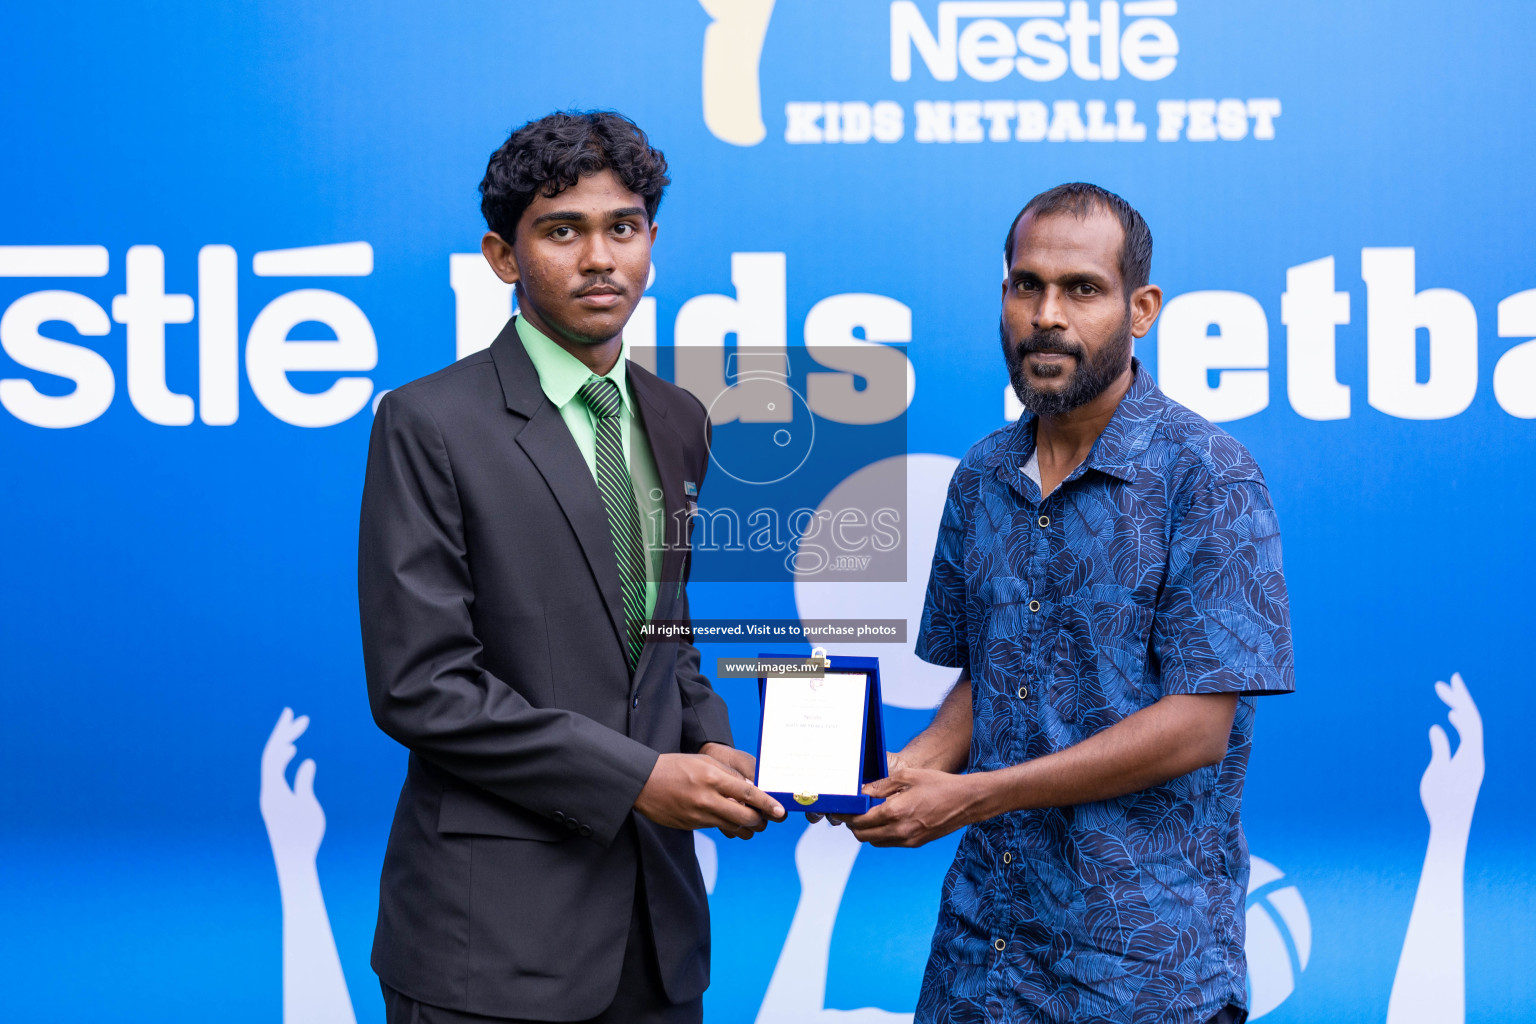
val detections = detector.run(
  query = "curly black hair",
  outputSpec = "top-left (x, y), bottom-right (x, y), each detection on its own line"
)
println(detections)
top-left (479, 110), bottom-right (671, 242)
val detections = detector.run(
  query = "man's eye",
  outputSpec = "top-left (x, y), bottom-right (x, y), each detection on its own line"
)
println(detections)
top-left (1014, 280), bottom-right (1036, 292)
top-left (613, 223), bottom-right (635, 237)
top-left (550, 226), bottom-right (575, 240)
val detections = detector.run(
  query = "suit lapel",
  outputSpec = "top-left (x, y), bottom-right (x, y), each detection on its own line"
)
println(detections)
top-left (628, 364), bottom-right (694, 686)
top-left (629, 365), bottom-right (692, 598)
top-left (490, 320), bottom-right (628, 658)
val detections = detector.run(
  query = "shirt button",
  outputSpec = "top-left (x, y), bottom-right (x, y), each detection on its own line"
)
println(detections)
top-left (993, 938), bottom-right (1007, 952)
top-left (1038, 514), bottom-right (1050, 528)
top-left (1016, 685), bottom-right (1029, 699)
top-left (1028, 599), bottom-right (1041, 613)
top-left (1003, 851), bottom-right (1013, 865)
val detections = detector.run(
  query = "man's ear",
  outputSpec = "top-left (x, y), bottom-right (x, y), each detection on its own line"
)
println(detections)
top-left (1129, 284), bottom-right (1163, 339)
top-left (648, 220), bottom-right (658, 246)
top-left (481, 232), bottom-right (520, 285)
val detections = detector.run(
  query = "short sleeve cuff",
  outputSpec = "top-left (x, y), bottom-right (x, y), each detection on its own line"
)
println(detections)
top-left (1159, 658), bottom-right (1294, 697)
top-left (915, 631), bottom-right (969, 672)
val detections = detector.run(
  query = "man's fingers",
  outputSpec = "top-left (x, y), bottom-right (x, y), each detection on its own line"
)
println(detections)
top-left (863, 775), bottom-right (905, 798)
top-left (854, 827), bottom-right (915, 848)
top-left (709, 794), bottom-right (770, 833)
top-left (707, 752), bottom-right (748, 780)
top-left (844, 802), bottom-right (894, 832)
top-left (695, 775), bottom-right (771, 831)
top-left (848, 809), bottom-right (918, 847)
top-left (848, 821), bottom-right (895, 845)
top-left (728, 777), bottom-right (785, 820)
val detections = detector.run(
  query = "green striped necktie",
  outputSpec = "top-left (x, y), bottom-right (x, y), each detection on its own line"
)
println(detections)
top-left (578, 376), bottom-right (647, 670)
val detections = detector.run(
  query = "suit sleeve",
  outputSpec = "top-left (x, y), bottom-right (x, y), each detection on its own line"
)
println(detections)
top-left (674, 586), bottom-right (734, 753)
top-left (358, 388), bottom-right (658, 847)
top-left (672, 401), bottom-right (734, 753)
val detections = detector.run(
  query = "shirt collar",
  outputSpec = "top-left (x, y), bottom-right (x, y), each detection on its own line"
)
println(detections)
top-left (1083, 359), bottom-right (1166, 482)
top-left (989, 358), bottom-right (1167, 485)
top-left (515, 314), bottom-right (634, 415)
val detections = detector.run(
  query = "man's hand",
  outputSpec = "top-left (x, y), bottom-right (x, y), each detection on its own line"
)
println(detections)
top-left (700, 742), bottom-right (757, 782)
top-left (699, 742), bottom-right (771, 839)
top-left (635, 752), bottom-right (786, 839)
top-left (811, 750), bottom-right (913, 825)
top-left (844, 767), bottom-right (985, 848)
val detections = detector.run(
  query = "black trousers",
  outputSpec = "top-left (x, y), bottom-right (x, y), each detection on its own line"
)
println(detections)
top-left (381, 865), bottom-right (702, 1024)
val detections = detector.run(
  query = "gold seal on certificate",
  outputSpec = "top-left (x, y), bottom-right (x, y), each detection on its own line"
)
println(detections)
top-left (753, 652), bottom-right (888, 815)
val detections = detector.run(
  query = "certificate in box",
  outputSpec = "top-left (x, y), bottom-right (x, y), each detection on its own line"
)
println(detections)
top-left (753, 652), bottom-right (888, 815)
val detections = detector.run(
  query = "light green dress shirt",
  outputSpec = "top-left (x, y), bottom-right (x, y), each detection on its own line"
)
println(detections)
top-left (516, 316), bottom-right (664, 618)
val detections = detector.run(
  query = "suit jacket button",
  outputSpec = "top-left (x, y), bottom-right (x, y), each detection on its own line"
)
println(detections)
top-left (552, 810), bottom-right (566, 823)
top-left (578, 824), bottom-right (592, 838)
top-left (565, 818), bottom-right (579, 831)
top-left (632, 696), bottom-right (639, 708)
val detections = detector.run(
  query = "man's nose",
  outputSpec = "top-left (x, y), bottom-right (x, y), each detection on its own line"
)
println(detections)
top-left (1033, 285), bottom-right (1069, 331)
top-left (581, 232), bottom-right (617, 274)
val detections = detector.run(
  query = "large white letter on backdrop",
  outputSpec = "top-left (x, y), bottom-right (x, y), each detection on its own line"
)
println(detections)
top-left (1283, 256), bottom-right (1352, 421)
top-left (1363, 247), bottom-right (1478, 420)
top-left (803, 293), bottom-right (915, 424)
top-left (1494, 288), bottom-right (1536, 419)
top-left (246, 289), bottom-right (377, 428)
top-left (112, 244), bottom-right (195, 426)
top-left (0, 290), bottom-right (115, 428)
top-left (674, 252), bottom-right (788, 423)
top-left (449, 253), bottom-right (514, 361)
top-left (197, 244), bottom-right (240, 426)
top-left (1157, 290), bottom-right (1270, 422)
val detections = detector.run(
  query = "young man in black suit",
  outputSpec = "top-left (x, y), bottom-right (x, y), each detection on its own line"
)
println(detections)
top-left (359, 110), bottom-right (784, 1024)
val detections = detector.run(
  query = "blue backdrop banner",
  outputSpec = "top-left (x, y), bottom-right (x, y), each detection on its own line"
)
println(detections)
top-left (2, 3), bottom-right (1533, 1022)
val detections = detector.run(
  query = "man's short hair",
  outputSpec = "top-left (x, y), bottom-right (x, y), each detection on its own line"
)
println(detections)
top-left (1003, 182), bottom-right (1153, 294)
top-left (479, 110), bottom-right (671, 242)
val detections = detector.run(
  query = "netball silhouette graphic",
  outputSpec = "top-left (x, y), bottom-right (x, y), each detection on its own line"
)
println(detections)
top-left (1245, 856), bottom-right (1312, 1019)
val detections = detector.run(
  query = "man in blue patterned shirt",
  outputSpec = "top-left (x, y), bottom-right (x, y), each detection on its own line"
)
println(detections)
top-left (842, 183), bottom-right (1295, 1024)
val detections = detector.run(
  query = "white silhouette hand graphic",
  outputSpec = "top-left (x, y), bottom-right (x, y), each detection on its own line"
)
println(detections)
top-left (259, 707), bottom-right (358, 1024)
top-left (1387, 672), bottom-right (1484, 1024)
top-left (757, 820), bottom-right (914, 1023)
top-left (794, 813), bottom-right (864, 893)
top-left (1419, 672), bottom-right (1484, 836)
top-left (261, 707), bottom-right (326, 871)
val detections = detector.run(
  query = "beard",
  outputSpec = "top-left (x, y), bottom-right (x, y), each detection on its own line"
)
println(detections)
top-left (1001, 310), bottom-right (1134, 416)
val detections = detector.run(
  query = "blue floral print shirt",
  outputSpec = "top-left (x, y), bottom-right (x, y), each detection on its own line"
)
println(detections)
top-left (914, 360), bottom-right (1295, 1024)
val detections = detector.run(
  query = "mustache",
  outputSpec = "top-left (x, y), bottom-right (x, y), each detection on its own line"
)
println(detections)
top-left (574, 277), bottom-right (625, 298)
top-left (1014, 330), bottom-right (1083, 357)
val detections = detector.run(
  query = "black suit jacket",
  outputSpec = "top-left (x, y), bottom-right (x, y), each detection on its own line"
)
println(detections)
top-left (358, 318), bottom-right (733, 1019)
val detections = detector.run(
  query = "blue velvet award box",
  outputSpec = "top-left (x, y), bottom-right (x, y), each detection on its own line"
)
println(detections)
top-left (753, 651), bottom-right (889, 815)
